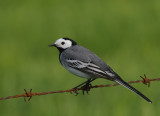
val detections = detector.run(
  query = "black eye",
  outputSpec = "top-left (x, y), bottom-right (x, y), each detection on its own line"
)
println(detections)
top-left (61, 42), bottom-right (65, 45)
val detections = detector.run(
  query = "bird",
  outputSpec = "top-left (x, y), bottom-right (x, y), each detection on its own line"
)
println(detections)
top-left (49, 37), bottom-right (152, 103)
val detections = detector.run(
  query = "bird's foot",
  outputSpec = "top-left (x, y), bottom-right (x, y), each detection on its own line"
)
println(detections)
top-left (70, 79), bottom-right (94, 95)
top-left (70, 83), bottom-right (92, 95)
top-left (81, 83), bottom-right (92, 95)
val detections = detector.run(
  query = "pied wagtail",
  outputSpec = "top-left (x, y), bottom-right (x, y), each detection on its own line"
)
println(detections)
top-left (49, 37), bottom-right (152, 103)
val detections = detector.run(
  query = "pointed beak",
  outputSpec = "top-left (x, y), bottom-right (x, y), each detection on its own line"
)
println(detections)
top-left (49, 44), bottom-right (56, 47)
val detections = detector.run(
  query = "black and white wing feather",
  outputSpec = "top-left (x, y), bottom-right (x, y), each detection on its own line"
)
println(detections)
top-left (64, 58), bottom-right (116, 80)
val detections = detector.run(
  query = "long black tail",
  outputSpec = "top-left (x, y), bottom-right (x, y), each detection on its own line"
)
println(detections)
top-left (115, 78), bottom-right (152, 103)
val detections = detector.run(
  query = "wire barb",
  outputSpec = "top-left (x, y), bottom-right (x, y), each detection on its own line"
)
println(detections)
top-left (0, 75), bottom-right (160, 101)
top-left (140, 74), bottom-right (151, 87)
top-left (24, 89), bottom-right (33, 102)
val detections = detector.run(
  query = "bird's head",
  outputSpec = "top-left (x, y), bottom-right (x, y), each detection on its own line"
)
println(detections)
top-left (49, 38), bottom-right (77, 52)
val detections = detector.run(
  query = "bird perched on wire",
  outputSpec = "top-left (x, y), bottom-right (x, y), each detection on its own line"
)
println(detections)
top-left (49, 37), bottom-right (152, 103)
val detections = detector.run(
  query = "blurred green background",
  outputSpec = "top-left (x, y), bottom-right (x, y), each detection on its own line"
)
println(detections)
top-left (0, 0), bottom-right (160, 116)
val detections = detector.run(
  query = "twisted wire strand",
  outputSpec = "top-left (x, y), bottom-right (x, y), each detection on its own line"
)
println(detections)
top-left (0, 75), bottom-right (159, 101)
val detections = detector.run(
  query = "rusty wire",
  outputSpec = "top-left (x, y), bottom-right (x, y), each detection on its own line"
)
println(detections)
top-left (0, 74), bottom-right (160, 101)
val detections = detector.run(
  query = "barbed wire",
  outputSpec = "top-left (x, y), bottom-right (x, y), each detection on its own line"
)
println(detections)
top-left (0, 74), bottom-right (159, 101)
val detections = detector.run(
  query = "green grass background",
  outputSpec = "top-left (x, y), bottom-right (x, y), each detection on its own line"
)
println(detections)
top-left (0, 0), bottom-right (160, 116)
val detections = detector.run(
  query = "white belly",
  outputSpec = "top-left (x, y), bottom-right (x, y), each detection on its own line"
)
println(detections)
top-left (63, 65), bottom-right (91, 79)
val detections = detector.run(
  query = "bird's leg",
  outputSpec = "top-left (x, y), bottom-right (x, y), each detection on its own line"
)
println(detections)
top-left (81, 79), bottom-right (96, 95)
top-left (71, 78), bottom-right (96, 95)
top-left (71, 79), bottom-right (91, 96)
top-left (73, 79), bottom-right (91, 89)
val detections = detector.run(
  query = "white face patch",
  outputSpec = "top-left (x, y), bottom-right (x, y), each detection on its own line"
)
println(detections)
top-left (54, 38), bottom-right (72, 49)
